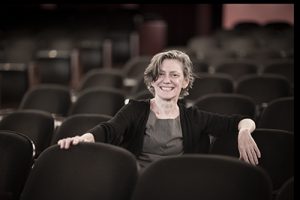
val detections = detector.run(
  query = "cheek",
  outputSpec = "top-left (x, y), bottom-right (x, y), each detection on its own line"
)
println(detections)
top-left (151, 80), bottom-right (159, 88)
top-left (152, 77), bottom-right (164, 85)
top-left (175, 79), bottom-right (185, 87)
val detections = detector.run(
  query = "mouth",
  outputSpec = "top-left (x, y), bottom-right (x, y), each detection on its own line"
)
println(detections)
top-left (159, 86), bottom-right (174, 92)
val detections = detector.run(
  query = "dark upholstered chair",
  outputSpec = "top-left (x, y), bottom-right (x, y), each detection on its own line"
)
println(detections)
top-left (258, 97), bottom-right (294, 132)
top-left (262, 61), bottom-right (294, 85)
top-left (0, 130), bottom-right (35, 200)
top-left (131, 155), bottom-right (272, 200)
top-left (186, 73), bottom-right (234, 105)
top-left (275, 177), bottom-right (294, 200)
top-left (0, 110), bottom-right (54, 156)
top-left (69, 87), bottom-right (125, 116)
top-left (19, 84), bottom-right (71, 117)
top-left (20, 143), bottom-right (138, 200)
top-left (211, 128), bottom-right (294, 193)
top-left (51, 113), bottom-right (112, 144)
top-left (235, 74), bottom-right (291, 106)
top-left (213, 61), bottom-right (259, 80)
top-left (192, 93), bottom-right (256, 118)
top-left (0, 63), bottom-right (29, 109)
top-left (78, 69), bottom-right (124, 91)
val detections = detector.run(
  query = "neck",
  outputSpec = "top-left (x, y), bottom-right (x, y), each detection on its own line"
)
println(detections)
top-left (151, 97), bottom-right (179, 119)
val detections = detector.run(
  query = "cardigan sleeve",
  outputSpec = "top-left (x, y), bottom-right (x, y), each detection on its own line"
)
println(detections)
top-left (88, 100), bottom-right (138, 144)
top-left (89, 100), bottom-right (149, 145)
top-left (190, 107), bottom-right (247, 138)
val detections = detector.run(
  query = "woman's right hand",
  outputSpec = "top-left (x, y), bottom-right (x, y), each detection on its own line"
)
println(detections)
top-left (57, 133), bottom-right (95, 149)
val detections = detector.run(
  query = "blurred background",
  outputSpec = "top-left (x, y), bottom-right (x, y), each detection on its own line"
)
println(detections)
top-left (0, 4), bottom-right (294, 110)
top-left (0, 6), bottom-right (294, 200)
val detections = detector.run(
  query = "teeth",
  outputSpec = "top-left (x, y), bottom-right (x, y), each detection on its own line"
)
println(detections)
top-left (160, 87), bottom-right (173, 91)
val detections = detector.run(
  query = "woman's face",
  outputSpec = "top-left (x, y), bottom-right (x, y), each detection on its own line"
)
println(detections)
top-left (151, 59), bottom-right (189, 101)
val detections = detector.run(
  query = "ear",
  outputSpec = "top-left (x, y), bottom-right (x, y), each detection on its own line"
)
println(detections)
top-left (150, 81), bottom-right (155, 87)
top-left (182, 78), bottom-right (189, 89)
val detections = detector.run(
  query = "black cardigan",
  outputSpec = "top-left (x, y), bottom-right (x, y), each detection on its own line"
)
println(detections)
top-left (89, 99), bottom-right (244, 157)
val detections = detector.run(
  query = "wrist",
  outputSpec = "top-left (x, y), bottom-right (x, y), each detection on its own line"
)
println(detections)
top-left (238, 128), bottom-right (251, 136)
top-left (81, 133), bottom-right (95, 142)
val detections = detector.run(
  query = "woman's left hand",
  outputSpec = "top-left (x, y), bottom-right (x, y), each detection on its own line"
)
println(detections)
top-left (238, 129), bottom-right (261, 165)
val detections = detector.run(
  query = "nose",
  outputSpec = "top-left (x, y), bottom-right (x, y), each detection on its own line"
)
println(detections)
top-left (162, 74), bottom-right (171, 83)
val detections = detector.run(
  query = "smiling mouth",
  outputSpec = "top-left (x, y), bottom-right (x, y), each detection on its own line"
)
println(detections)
top-left (160, 86), bottom-right (174, 91)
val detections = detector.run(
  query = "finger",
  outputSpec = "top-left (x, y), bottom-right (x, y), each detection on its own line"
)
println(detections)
top-left (248, 150), bottom-right (257, 165)
top-left (60, 139), bottom-right (66, 149)
top-left (251, 148), bottom-right (259, 165)
top-left (247, 149), bottom-right (256, 165)
top-left (248, 141), bottom-right (260, 165)
top-left (57, 140), bottom-right (64, 149)
top-left (254, 144), bottom-right (261, 158)
top-left (72, 136), bottom-right (80, 145)
top-left (253, 155), bottom-right (258, 165)
top-left (64, 138), bottom-right (72, 149)
top-left (240, 149), bottom-right (250, 164)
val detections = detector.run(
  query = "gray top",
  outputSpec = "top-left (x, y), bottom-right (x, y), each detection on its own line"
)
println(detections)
top-left (137, 110), bottom-right (183, 169)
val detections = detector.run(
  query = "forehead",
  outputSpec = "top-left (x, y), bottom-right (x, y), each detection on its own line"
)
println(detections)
top-left (160, 59), bottom-right (183, 73)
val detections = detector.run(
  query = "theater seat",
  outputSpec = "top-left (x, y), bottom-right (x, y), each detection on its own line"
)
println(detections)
top-left (132, 155), bottom-right (272, 200)
top-left (20, 143), bottom-right (138, 200)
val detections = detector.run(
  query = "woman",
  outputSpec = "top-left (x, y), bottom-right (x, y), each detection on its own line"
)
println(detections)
top-left (58, 50), bottom-right (260, 169)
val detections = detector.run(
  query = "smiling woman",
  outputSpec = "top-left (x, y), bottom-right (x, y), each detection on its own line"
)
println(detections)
top-left (148, 59), bottom-right (189, 102)
top-left (144, 52), bottom-right (190, 119)
top-left (58, 50), bottom-right (260, 171)
top-left (144, 50), bottom-right (194, 100)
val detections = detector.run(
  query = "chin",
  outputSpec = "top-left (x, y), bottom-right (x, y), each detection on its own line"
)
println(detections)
top-left (159, 95), bottom-right (178, 101)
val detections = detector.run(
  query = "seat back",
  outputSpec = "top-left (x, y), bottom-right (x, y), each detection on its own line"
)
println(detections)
top-left (131, 155), bottom-right (272, 200)
top-left (253, 129), bottom-right (294, 191)
top-left (262, 61), bottom-right (294, 86)
top-left (0, 63), bottom-right (29, 109)
top-left (186, 73), bottom-right (234, 104)
top-left (33, 50), bottom-right (72, 85)
top-left (192, 93), bottom-right (256, 118)
top-left (77, 38), bottom-right (104, 74)
top-left (211, 128), bottom-right (294, 191)
top-left (129, 76), bottom-right (148, 95)
top-left (258, 97), bottom-right (294, 132)
top-left (191, 58), bottom-right (209, 74)
top-left (0, 110), bottom-right (54, 156)
top-left (235, 74), bottom-right (291, 106)
top-left (275, 177), bottom-right (294, 200)
top-left (19, 84), bottom-right (72, 117)
top-left (0, 130), bottom-right (34, 200)
top-left (79, 69), bottom-right (124, 91)
top-left (213, 61), bottom-right (258, 80)
top-left (69, 87), bottom-right (125, 116)
top-left (51, 113), bottom-right (112, 144)
top-left (223, 36), bottom-right (260, 58)
top-left (20, 143), bottom-right (138, 200)
top-left (122, 56), bottom-right (151, 79)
